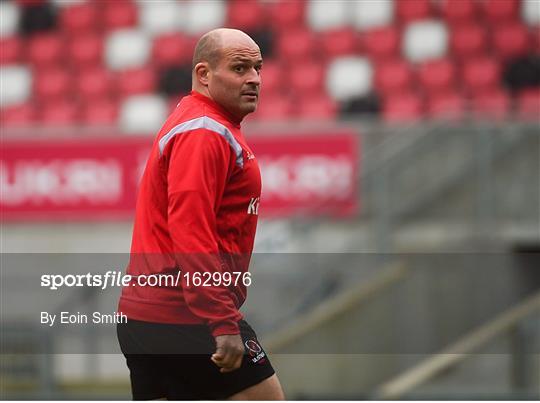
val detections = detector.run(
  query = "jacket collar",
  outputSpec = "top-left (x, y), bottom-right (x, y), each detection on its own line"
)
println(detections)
top-left (190, 90), bottom-right (242, 129)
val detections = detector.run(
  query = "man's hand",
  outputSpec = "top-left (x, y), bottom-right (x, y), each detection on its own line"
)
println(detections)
top-left (211, 334), bottom-right (244, 373)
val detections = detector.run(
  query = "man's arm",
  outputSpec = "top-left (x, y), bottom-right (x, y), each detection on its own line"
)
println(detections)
top-left (165, 129), bottom-right (242, 337)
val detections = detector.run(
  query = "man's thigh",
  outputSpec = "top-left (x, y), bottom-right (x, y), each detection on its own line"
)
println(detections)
top-left (228, 374), bottom-right (285, 400)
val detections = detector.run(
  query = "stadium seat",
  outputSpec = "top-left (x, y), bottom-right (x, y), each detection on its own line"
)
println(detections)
top-left (532, 26), bottom-right (540, 53)
top-left (482, 0), bottom-right (519, 24)
top-left (103, 1), bottom-right (138, 31)
top-left (34, 68), bottom-right (72, 102)
top-left (363, 26), bottom-right (400, 62)
top-left (0, 37), bottom-right (22, 65)
top-left (320, 28), bottom-right (359, 59)
top-left (351, 0), bottom-right (394, 30)
top-left (227, 0), bottom-right (265, 31)
top-left (268, 0), bottom-right (305, 31)
top-left (375, 59), bottom-right (415, 96)
top-left (276, 28), bottom-right (317, 61)
top-left (253, 94), bottom-right (295, 121)
top-left (0, 2), bottom-right (21, 37)
top-left (117, 67), bottom-right (157, 98)
top-left (184, 0), bottom-right (226, 34)
top-left (40, 99), bottom-right (80, 125)
top-left (139, 1), bottom-right (184, 36)
top-left (105, 29), bottom-right (151, 71)
top-left (0, 65), bottom-right (32, 107)
top-left (403, 20), bottom-right (448, 63)
top-left (450, 24), bottom-right (488, 60)
top-left (152, 33), bottom-right (193, 67)
top-left (76, 67), bottom-right (115, 101)
top-left (81, 97), bottom-right (119, 125)
top-left (296, 93), bottom-right (337, 119)
top-left (158, 65), bottom-right (192, 97)
top-left (326, 56), bottom-right (373, 102)
top-left (27, 33), bottom-right (64, 68)
top-left (462, 57), bottom-right (501, 95)
top-left (493, 23), bottom-right (531, 60)
top-left (440, 0), bottom-right (478, 25)
top-left (19, 2), bottom-right (57, 35)
top-left (396, 0), bottom-right (432, 23)
top-left (259, 60), bottom-right (284, 96)
top-left (119, 95), bottom-right (168, 134)
top-left (307, 0), bottom-right (348, 31)
top-left (382, 91), bottom-right (424, 122)
top-left (59, 3), bottom-right (99, 35)
top-left (67, 33), bottom-right (103, 69)
top-left (0, 103), bottom-right (35, 126)
top-left (471, 89), bottom-right (510, 120)
top-left (418, 58), bottom-right (456, 96)
top-left (426, 90), bottom-right (465, 121)
top-left (288, 59), bottom-right (325, 95)
top-left (522, 0), bottom-right (540, 26)
top-left (516, 89), bottom-right (540, 120)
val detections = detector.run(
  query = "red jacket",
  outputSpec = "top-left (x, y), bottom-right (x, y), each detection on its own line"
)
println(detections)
top-left (118, 91), bottom-right (261, 337)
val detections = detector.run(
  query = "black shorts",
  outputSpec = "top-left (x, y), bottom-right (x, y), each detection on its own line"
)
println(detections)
top-left (117, 319), bottom-right (275, 400)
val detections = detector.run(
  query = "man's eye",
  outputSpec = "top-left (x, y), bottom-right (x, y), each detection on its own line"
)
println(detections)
top-left (234, 66), bottom-right (244, 72)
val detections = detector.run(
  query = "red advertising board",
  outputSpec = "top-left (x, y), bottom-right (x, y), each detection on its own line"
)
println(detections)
top-left (1, 132), bottom-right (358, 221)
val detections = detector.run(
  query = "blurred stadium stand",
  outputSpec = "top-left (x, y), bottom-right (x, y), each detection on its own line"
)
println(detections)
top-left (1, 0), bottom-right (539, 126)
top-left (1, 0), bottom-right (539, 400)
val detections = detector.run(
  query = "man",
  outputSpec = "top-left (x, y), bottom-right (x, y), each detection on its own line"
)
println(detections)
top-left (117, 29), bottom-right (284, 400)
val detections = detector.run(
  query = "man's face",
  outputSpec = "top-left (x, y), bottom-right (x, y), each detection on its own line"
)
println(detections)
top-left (207, 45), bottom-right (262, 121)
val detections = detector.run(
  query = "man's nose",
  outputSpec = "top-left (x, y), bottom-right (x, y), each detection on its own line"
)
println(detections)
top-left (246, 68), bottom-right (261, 86)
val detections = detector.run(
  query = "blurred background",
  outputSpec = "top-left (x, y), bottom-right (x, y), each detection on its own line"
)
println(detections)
top-left (1, 0), bottom-right (539, 400)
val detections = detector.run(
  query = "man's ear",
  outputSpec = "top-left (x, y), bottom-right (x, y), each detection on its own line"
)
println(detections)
top-left (195, 62), bottom-right (210, 86)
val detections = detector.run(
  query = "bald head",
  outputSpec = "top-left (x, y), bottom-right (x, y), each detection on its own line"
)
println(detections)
top-left (192, 28), bottom-right (259, 70)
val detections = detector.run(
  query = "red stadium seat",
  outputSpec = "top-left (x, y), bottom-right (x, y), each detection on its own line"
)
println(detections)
top-left (396, 0), bottom-right (432, 23)
top-left (276, 28), bottom-right (317, 61)
top-left (450, 24), bottom-right (488, 59)
top-left (517, 89), bottom-right (540, 120)
top-left (268, 0), bottom-right (305, 31)
top-left (34, 68), bottom-right (72, 101)
top-left (426, 90), bottom-right (465, 121)
top-left (227, 0), bottom-right (265, 31)
top-left (288, 60), bottom-right (324, 96)
top-left (296, 94), bottom-right (337, 119)
top-left (533, 26), bottom-right (540, 53)
top-left (375, 59), bottom-right (415, 96)
top-left (471, 89), bottom-right (510, 120)
top-left (383, 92), bottom-right (424, 122)
top-left (320, 28), bottom-right (359, 59)
top-left (40, 99), bottom-right (80, 125)
top-left (103, 1), bottom-right (137, 31)
top-left (59, 3), bottom-right (99, 35)
top-left (76, 67), bottom-right (115, 101)
top-left (27, 33), bottom-right (64, 68)
top-left (117, 67), bottom-right (156, 98)
top-left (0, 103), bottom-right (36, 126)
top-left (461, 56), bottom-right (501, 95)
top-left (67, 33), bottom-right (103, 69)
top-left (493, 23), bottom-right (531, 60)
top-left (440, 0), bottom-right (478, 25)
top-left (418, 58), bottom-right (456, 96)
top-left (81, 97), bottom-right (119, 125)
top-left (254, 94), bottom-right (295, 120)
top-left (0, 37), bottom-right (22, 64)
top-left (152, 33), bottom-right (192, 67)
top-left (482, 0), bottom-right (519, 24)
top-left (363, 26), bottom-right (400, 62)
top-left (260, 60), bottom-right (285, 96)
